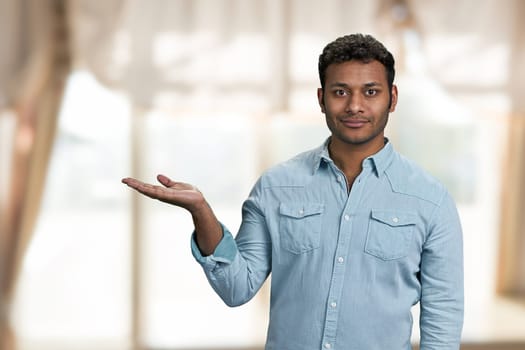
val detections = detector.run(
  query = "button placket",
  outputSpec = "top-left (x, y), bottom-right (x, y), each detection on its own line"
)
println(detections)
top-left (321, 165), bottom-right (371, 350)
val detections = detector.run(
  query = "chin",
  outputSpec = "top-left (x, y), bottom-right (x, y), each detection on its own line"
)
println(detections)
top-left (339, 134), bottom-right (373, 145)
top-left (337, 132), bottom-right (384, 147)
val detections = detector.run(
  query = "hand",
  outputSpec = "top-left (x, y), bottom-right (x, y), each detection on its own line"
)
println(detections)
top-left (121, 174), bottom-right (206, 213)
top-left (122, 174), bottom-right (222, 255)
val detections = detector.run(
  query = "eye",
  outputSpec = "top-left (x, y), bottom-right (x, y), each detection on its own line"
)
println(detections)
top-left (334, 89), bottom-right (347, 97)
top-left (365, 89), bottom-right (377, 96)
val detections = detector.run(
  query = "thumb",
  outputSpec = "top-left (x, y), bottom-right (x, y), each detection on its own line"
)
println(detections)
top-left (157, 174), bottom-right (175, 187)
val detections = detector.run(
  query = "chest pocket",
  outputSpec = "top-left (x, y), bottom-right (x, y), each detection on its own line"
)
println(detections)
top-left (279, 202), bottom-right (324, 254)
top-left (365, 210), bottom-right (416, 260)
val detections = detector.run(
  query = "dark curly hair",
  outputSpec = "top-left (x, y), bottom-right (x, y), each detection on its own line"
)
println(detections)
top-left (318, 34), bottom-right (395, 91)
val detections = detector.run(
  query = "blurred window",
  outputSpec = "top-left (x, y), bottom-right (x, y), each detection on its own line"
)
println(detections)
top-left (13, 71), bottom-right (132, 348)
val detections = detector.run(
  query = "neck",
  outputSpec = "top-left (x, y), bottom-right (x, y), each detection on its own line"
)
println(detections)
top-left (328, 136), bottom-right (385, 180)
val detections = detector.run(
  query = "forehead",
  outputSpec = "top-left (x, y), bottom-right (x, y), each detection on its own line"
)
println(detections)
top-left (324, 60), bottom-right (388, 86)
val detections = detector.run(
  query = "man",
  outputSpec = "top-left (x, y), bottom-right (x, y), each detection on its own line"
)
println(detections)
top-left (122, 33), bottom-right (464, 350)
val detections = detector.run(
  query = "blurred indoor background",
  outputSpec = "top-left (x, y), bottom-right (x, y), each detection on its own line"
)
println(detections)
top-left (1, 0), bottom-right (524, 349)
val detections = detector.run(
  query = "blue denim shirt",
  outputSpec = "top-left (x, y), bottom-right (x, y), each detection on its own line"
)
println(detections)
top-left (192, 138), bottom-right (464, 350)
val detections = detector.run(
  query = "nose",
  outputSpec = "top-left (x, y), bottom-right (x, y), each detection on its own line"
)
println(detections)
top-left (345, 93), bottom-right (364, 114)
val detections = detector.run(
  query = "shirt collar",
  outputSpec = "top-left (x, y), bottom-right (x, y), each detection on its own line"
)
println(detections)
top-left (312, 138), bottom-right (332, 174)
top-left (369, 138), bottom-right (394, 177)
top-left (313, 137), bottom-right (395, 177)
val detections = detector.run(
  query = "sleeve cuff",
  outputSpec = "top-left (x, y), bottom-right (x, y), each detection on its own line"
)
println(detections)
top-left (191, 223), bottom-right (238, 266)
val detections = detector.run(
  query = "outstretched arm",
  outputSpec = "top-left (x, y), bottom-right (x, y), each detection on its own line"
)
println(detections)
top-left (121, 174), bottom-right (222, 255)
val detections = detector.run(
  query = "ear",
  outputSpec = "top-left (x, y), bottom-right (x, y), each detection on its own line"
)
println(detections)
top-left (389, 85), bottom-right (398, 112)
top-left (317, 88), bottom-right (326, 113)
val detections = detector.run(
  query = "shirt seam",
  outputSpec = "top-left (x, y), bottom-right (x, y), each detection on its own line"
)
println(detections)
top-left (423, 188), bottom-right (448, 246)
top-left (385, 170), bottom-right (444, 206)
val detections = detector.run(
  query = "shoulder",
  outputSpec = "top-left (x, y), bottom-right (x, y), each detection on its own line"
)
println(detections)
top-left (385, 151), bottom-right (448, 206)
top-left (258, 147), bottom-right (321, 188)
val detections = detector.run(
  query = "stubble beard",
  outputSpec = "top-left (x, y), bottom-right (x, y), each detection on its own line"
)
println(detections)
top-left (326, 112), bottom-right (389, 147)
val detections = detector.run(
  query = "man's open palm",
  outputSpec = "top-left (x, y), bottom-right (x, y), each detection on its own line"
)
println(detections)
top-left (122, 174), bottom-right (204, 212)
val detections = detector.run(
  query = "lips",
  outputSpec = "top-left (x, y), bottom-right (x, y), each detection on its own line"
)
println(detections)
top-left (340, 118), bottom-right (369, 128)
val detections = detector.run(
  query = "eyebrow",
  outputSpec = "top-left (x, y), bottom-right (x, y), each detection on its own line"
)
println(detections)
top-left (328, 81), bottom-right (383, 88)
top-left (364, 82), bottom-right (382, 88)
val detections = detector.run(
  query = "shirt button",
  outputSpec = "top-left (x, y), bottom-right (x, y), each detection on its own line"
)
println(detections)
top-left (392, 217), bottom-right (399, 223)
top-left (337, 256), bottom-right (344, 263)
top-left (299, 209), bottom-right (304, 215)
top-left (324, 343), bottom-right (332, 349)
top-left (330, 301), bottom-right (337, 308)
top-left (337, 176), bottom-right (342, 182)
top-left (344, 214), bottom-right (350, 221)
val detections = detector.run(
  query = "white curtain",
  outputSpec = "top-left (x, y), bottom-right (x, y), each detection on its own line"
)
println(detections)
top-left (0, 1), bottom-right (71, 350)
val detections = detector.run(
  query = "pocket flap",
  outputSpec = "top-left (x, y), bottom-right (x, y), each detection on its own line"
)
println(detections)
top-left (370, 210), bottom-right (416, 227)
top-left (279, 202), bottom-right (324, 219)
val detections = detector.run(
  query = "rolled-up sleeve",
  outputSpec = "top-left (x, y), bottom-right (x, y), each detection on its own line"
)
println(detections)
top-left (419, 191), bottom-right (464, 350)
top-left (191, 224), bottom-right (238, 267)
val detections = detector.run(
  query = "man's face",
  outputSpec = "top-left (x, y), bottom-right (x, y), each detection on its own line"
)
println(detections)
top-left (317, 60), bottom-right (397, 149)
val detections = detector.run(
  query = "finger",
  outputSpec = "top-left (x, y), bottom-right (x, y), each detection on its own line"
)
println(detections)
top-left (122, 177), bottom-right (144, 188)
top-left (133, 182), bottom-right (172, 200)
top-left (122, 178), bottom-right (162, 197)
top-left (157, 174), bottom-right (176, 187)
top-left (121, 177), bottom-right (133, 184)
